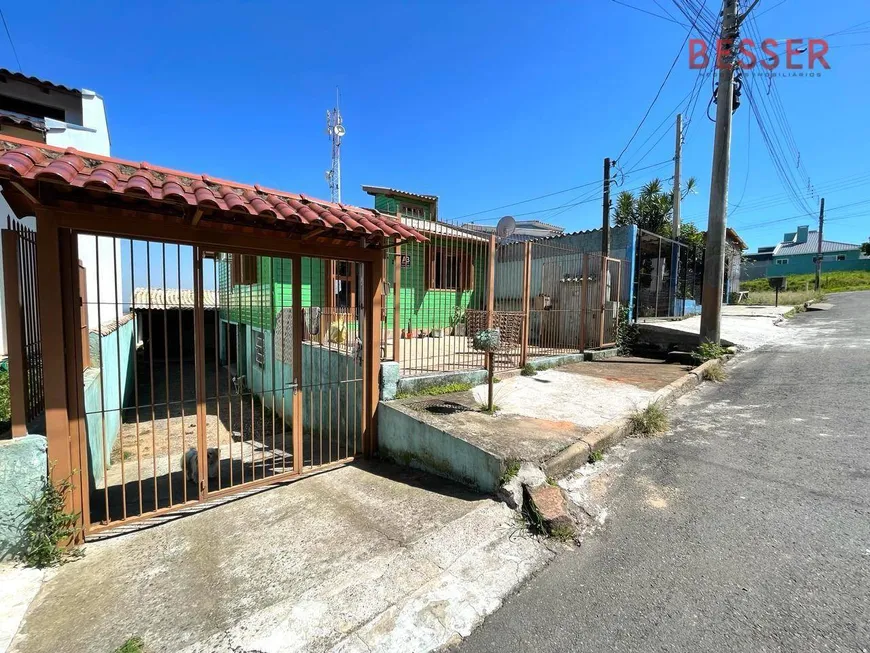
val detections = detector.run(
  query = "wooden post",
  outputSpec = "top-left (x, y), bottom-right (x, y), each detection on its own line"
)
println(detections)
top-left (520, 241), bottom-right (531, 367)
top-left (392, 245), bottom-right (401, 363)
top-left (2, 231), bottom-right (27, 436)
top-left (486, 235), bottom-right (496, 328)
top-left (363, 254), bottom-right (384, 457)
top-left (35, 211), bottom-right (73, 489)
top-left (292, 255), bottom-right (303, 472)
top-left (579, 255), bottom-right (589, 352)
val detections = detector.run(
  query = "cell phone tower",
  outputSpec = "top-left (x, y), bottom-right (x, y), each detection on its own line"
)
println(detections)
top-left (325, 88), bottom-right (345, 204)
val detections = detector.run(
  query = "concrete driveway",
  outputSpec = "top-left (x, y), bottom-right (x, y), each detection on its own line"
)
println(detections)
top-left (8, 462), bottom-right (551, 653)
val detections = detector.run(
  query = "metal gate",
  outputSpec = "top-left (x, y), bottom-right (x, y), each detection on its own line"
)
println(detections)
top-left (74, 233), bottom-right (368, 533)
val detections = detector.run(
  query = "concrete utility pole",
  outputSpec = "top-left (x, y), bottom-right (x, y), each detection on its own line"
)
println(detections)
top-left (672, 114), bottom-right (683, 239)
top-left (602, 157), bottom-right (611, 258)
top-left (815, 197), bottom-right (825, 291)
top-left (700, 0), bottom-right (740, 344)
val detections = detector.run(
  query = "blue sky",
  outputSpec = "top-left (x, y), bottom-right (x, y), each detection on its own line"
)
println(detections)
top-left (3, 0), bottom-right (869, 255)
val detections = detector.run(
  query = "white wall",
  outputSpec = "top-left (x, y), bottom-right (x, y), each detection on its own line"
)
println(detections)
top-left (44, 90), bottom-right (110, 156)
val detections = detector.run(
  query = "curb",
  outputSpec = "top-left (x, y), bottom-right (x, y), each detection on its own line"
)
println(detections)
top-left (542, 357), bottom-right (727, 478)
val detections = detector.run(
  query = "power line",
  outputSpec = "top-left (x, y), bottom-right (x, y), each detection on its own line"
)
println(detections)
top-left (614, 0), bottom-right (708, 163)
top-left (609, 0), bottom-right (688, 26)
top-left (755, 0), bottom-right (787, 18)
top-left (0, 8), bottom-right (22, 72)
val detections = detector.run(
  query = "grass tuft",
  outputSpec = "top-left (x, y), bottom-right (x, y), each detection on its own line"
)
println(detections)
top-left (588, 450), bottom-right (604, 464)
top-left (478, 403), bottom-right (500, 415)
top-left (629, 403), bottom-right (669, 437)
top-left (113, 637), bottom-right (145, 653)
top-left (500, 459), bottom-right (521, 485)
top-left (702, 361), bottom-right (727, 383)
top-left (548, 524), bottom-right (576, 542)
top-left (395, 381), bottom-right (474, 400)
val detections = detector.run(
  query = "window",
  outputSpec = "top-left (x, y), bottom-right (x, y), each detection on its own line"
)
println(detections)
top-left (325, 260), bottom-right (357, 310)
top-left (812, 256), bottom-right (823, 263)
top-left (231, 254), bottom-right (258, 286)
top-left (399, 203), bottom-right (425, 219)
top-left (0, 95), bottom-right (66, 121)
top-left (836, 254), bottom-right (846, 261)
top-left (775, 259), bottom-right (789, 265)
top-left (426, 248), bottom-right (474, 290)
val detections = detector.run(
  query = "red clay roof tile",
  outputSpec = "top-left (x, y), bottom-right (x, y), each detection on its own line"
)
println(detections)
top-left (0, 136), bottom-right (426, 243)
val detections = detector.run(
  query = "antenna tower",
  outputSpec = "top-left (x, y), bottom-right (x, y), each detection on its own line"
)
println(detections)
top-left (325, 88), bottom-right (345, 203)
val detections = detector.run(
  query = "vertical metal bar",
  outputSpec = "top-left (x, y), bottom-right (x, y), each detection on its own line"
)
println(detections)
top-left (61, 230), bottom-right (89, 536)
top-left (655, 237), bottom-right (662, 319)
top-left (292, 255), bottom-right (303, 473)
top-left (177, 245), bottom-right (186, 505)
top-left (259, 258), bottom-right (266, 480)
top-left (193, 247), bottom-right (207, 495)
top-left (520, 241), bottom-right (531, 368)
top-left (2, 232), bottom-right (27, 436)
top-left (162, 244), bottom-right (173, 506)
top-left (486, 235), bottom-right (496, 329)
top-left (270, 257), bottom-right (277, 477)
top-left (213, 253), bottom-right (222, 491)
top-left (94, 236), bottom-right (110, 522)
top-left (146, 243), bottom-right (158, 507)
top-left (129, 240), bottom-right (143, 516)
top-left (599, 256), bottom-right (607, 347)
top-left (113, 238), bottom-right (127, 520)
top-left (580, 255), bottom-right (588, 351)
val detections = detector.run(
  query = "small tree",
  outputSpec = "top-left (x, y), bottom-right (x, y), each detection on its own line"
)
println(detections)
top-left (613, 177), bottom-right (697, 238)
top-left (861, 241), bottom-right (870, 257)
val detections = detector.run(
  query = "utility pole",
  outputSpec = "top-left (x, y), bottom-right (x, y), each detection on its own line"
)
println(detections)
top-left (672, 114), bottom-right (682, 239)
top-left (815, 197), bottom-right (825, 291)
top-left (602, 157), bottom-right (611, 258)
top-left (670, 114), bottom-right (683, 315)
top-left (699, 0), bottom-right (740, 344)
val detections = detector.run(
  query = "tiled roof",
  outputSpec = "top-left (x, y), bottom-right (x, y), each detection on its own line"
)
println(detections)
top-left (132, 288), bottom-right (217, 310)
top-left (400, 217), bottom-right (488, 242)
top-left (0, 136), bottom-right (426, 244)
top-left (773, 231), bottom-right (859, 256)
top-left (361, 185), bottom-right (438, 202)
top-left (0, 68), bottom-right (81, 94)
top-left (0, 110), bottom-right (46, 132)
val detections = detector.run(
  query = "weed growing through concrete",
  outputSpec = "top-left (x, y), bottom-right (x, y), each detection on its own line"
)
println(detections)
top-left (616, 306), bottom-right (640, 356)
top-left (478, 403), bottom-right (501, 415)
top-left (549, 524), bottom-right (575, 542)
top-left (629, 403), bottom-right (669, 436)
top-left (500, 459), bottom-right (521, 484)
top-left (546, 476), bottom-right (558, 487)
top-left (520, 363), bottom-right (537, 377)
top-left (113, 637), bottom-right (145, 653)
top-left (395, 381), bottom-right (474, 400)
top-left (703, 361), bottom-right (727, 383)
top-left (20, 465), bottom-right (82, 568)
top-left (694, 340), bottom-right (728, 362)
top-left (588, 450), bottom-right (604, 463)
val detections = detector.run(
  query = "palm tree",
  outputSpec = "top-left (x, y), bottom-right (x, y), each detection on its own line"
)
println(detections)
top-left (613, 177), bottom-right (697, 237)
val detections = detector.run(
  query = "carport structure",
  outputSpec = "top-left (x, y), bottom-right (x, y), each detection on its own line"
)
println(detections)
top-left (0, 134), bottom-right (426, 534)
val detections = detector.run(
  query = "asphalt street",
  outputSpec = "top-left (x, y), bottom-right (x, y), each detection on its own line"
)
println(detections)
top-left (457, 292), bottom-right (870, 652)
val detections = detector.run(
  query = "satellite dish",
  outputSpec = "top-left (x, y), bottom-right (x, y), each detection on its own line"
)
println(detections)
top-left (334, 124), bottom-right (346, 137)
top-left (496, 215), bottom-right (517, 239)
top-left (325, 170), bottom-right (333, 181)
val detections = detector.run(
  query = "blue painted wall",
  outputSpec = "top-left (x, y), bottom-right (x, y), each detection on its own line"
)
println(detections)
top-left (760, 251), bottom-right (870, 278)
top-left (84, 318), bottom-right (136, 486)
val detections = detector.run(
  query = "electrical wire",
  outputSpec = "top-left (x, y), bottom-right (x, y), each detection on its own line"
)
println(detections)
top-left (0, 8), bottom-right (22, 72)
top-left (609, 0), bottom-right (688, 26)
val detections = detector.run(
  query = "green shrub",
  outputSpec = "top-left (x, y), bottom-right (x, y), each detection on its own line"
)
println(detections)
top-left (500, 459), bottom-right (520, 484)
top-left (694, 340), bottom-right (728, 362)
top-left (0, 370), bottom-right (10, 424)
top-left (520, 363), bottom-right (537, 377)
top-left (395, 381), bottom-right (474, 400)
top-left (20, 467), bottom-right (82, 568)
top-left (629, 403), bottom-right (669, 436)
top-left (616, 306), bottom-right (639, 356)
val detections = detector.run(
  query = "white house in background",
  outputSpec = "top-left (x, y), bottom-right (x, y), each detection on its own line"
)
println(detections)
top-left (0, 68), bottom-right (117, 356)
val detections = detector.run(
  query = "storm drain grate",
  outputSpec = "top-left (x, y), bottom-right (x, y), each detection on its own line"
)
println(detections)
top-left (411, 400), bottom-right (475, 415)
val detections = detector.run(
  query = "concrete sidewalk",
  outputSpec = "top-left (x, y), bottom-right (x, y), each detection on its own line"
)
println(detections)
top-left (642, 304), bottom-right (792, 350)
top-left (8, 462), bottom-right (552, 653)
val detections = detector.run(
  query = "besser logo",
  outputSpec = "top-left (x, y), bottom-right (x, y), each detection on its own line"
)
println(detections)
top-left (689, 38), bottom-right (831, 71)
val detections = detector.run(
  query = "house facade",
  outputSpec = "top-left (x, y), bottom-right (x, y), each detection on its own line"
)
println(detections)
top-left (0, 69), bottom-right (116, 356)
top-left (742, 225), bottom-right (870, 281)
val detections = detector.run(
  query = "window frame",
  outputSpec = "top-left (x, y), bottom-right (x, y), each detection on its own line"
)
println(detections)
top-left (775, 258), bottom-right (789, 266)
top-left (324, 260), bottom-right (357, 310)
top-left (231, 253), bottom-right (258, 287)
top-left (425, 246), bottom-right (474, 291)
top-left (399, 203), bottom-right (426, 220)
top-left (836, 254), bottom-right (846, 261)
